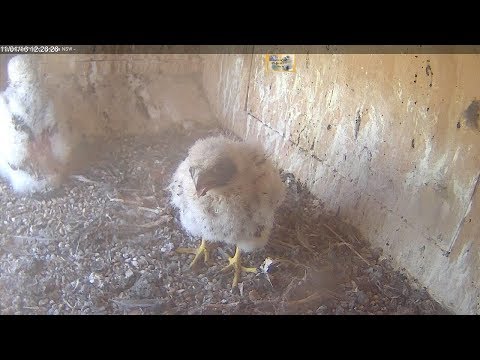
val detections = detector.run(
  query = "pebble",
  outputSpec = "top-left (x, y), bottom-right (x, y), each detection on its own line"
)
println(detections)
top-left (248, 290), bottom-right (261, 302)
top-left (335, 306), bottom-right (345, 315)
top-left (356, 290), bottom-right (368, 305)
top-left (316, 305), bottom-right (328, 314)
top-left (125, 269), bottom-right (134, 278)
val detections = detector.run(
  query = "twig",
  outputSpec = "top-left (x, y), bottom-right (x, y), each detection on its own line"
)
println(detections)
top-left (281, 277), bottom-right (298, 301)
top-left (275, 224), bottom-right (297, 233)
top-left (111, 299), bottom-right (160, 308)
top-left (322, 224), bottom-right (371, 266)
top-left (324, 289), bottom-right (342, 300)
top-left (138, 217), bottom-right (168, 228)
top-left (270, 239), bottom-right (297, 249)
top-left (12, 235), bottom-right (52, 243)
top-left (205, 302), bottom-right (240, 308)
top-left (70, 175), bottom-right (100, 184)
top-left (137, 206), bottom-right (160, 214)
top-left (141, 195), bottom-right (157, 200)
top-left (72, 279), bottom-right (80, 291)
top-left (287, 291), bottom-right (323, 306)
top-left (108, 198), bottom-right (141, 205)
top-left (295, 228), bottom-right (316, 253)
top-left (63, 299), bottom-right (75, 310)
top-left (385, 284), bottom-right (401, 292)
top-left (275, 258), bottom-right (310, 270)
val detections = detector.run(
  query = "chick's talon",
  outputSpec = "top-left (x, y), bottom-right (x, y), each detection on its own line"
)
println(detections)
top-left (221, 246), bottom-right (258, 288)
top-left (176, 239), bottom-right (212, 268)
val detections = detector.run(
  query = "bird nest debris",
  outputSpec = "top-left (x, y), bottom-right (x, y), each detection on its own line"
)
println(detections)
top-left (0, 127), bottom-right (449, 314)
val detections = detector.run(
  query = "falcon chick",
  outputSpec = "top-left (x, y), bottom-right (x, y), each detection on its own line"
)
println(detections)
top-left (169, 135), bottom-right (285, 288)
top-left (0, 55), bottom-right (70, 192)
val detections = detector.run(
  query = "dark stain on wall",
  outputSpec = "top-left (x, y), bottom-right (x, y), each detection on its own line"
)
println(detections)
top-left (359, 146), bottom-right (373, 162)
top-left (463, 100), bottom-right (480, 129)
top-left (426, 64), bottom-right (432, 76)
top-left (434, 181), bottom-right (449, 201)
top-left (426, 61), bottom-right (433, 88)
top-left (354, 110), bottom-right (362, 140)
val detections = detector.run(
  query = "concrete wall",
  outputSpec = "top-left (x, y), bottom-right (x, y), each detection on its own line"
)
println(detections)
top-left (0, 54), bottom-right (217, 190)
top-left (1, 53), bottom-right (216, 139)
top-left (201, 53), bottom-right (480, 314)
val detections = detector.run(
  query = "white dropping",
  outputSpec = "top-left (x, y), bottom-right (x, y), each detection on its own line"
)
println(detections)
top-left (260, 257), bottom-right (274, 273)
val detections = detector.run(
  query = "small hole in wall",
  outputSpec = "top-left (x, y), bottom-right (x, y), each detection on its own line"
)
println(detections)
top-left (327, 124), bottom-right (332, 130)
top-left (457, 122), bottom-right (461, 129)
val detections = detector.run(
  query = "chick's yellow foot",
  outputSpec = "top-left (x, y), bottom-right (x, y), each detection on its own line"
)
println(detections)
top-left (176, 239), bottom-right (211, 269)
top-left (221, 246), bottom-right (257, 288)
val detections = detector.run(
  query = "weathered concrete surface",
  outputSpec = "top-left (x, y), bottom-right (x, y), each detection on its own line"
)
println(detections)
top-left (202, 54), bottom-right (253, 137)
top-left (1, 54), bottom-right (214, 139)
top-left (200, 52), bottom-right (480, 314)
top-left (0, 54), bottom-right (216, 191)
top-left (37, 54), bottom-right (213, 139)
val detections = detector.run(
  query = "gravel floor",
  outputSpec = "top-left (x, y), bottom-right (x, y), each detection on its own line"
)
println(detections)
top-left (0, 127), bottom-right (449, 315)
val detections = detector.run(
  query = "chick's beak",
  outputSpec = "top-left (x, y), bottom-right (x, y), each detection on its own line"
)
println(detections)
top-left (189, 166), bottom-right (208, 197)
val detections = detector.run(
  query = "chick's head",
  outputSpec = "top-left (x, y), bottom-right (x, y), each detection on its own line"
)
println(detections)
top-left (7, 55), bottom-right (39, 85)
top-left (186, 136), bottom-right (240, 197)
top-left (189, 155), bottom-right (237, 197)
